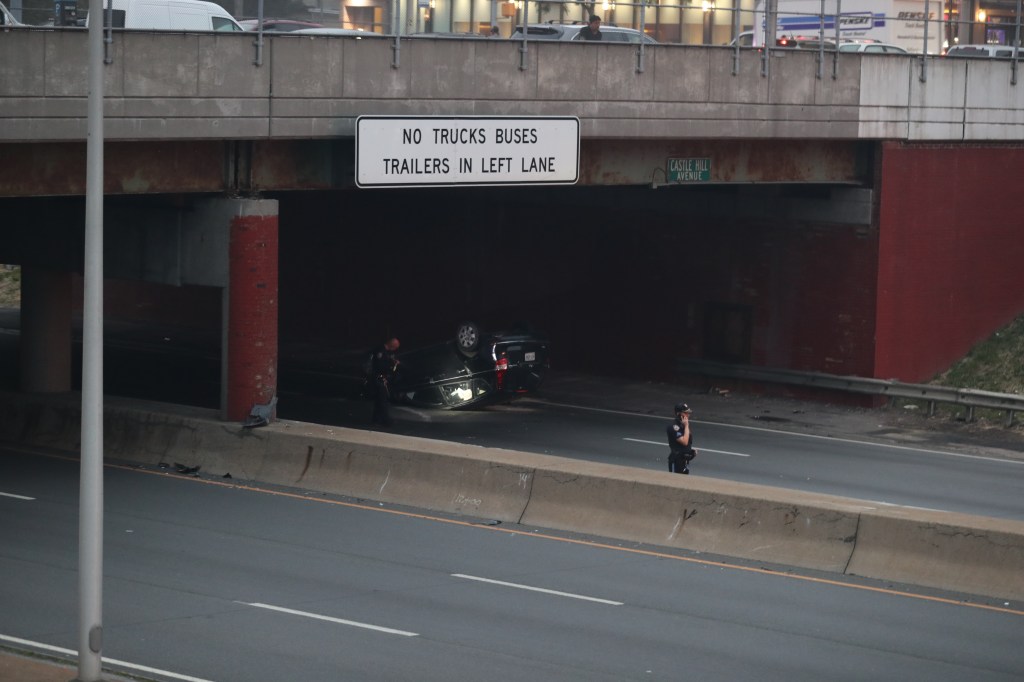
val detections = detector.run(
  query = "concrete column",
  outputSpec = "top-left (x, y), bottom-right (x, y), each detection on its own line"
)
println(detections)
top-left (222, 201), bottom-right (279, 422)
top-left (20, 267), bottom-right (72, 393)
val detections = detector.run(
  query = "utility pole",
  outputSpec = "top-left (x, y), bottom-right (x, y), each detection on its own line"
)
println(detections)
top-left (77, 2), bottom-right (106, 680)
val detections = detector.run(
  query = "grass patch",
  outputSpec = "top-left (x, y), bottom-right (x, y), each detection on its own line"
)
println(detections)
top-left (932, 313), bottom-right (1024, 396)
top-left (890, 313), bottom-right (1024, 428)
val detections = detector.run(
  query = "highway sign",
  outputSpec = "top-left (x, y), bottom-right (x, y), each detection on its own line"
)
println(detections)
top-left (668, 157), bottom-right (712, 183)
top-left (356, 116), bottom-right (580, 188)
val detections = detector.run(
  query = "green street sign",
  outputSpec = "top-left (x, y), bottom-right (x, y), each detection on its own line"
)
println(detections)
top-left (667, 157), bottom-right (711, 183)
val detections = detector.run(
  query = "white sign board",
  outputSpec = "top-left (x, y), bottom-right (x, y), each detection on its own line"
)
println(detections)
top-left (356, 116), bottom-right (580, 188)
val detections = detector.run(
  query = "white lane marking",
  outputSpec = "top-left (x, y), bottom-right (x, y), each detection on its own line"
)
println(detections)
top-left (538, 399), bottom-right (1024, 466)
top-left (0, 633), bottom-right (217, 682)
top-left (862, 499), bottom-right (946, 513)
top-left (0, 492), bottom-right (35, 500)
top-left (452, 574), bottom-right (623, 606)
top-left (238, 602), bottom-right (418, 637)
top-left (623, 438), bottom-right (751, 457)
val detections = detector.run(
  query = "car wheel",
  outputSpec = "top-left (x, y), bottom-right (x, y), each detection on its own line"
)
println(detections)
top-left (455, 321), bottom-right (480, 356)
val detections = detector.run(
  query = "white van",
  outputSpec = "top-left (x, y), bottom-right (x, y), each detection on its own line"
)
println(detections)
top-left (1, 0), bottom-right (24, 27)
top-left (86, 0), bottom-right (243, 31)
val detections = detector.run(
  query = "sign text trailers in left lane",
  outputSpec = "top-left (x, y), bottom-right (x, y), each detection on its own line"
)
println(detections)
top-left (356, 116), bottom-right (580, 188)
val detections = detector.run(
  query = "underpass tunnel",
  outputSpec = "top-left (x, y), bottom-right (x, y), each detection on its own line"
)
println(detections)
top-left (274, 183), bottom-right (879, 384)
top-left (0, 195), bottom-right (280, 421)
top-left (0, 181), bottom-right (878, 414)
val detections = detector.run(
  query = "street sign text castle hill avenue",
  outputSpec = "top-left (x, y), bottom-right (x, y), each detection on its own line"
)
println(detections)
top-left (668, 157), bottom-right (711, 183)
top-left (356, 116), bottom-right (580, 188)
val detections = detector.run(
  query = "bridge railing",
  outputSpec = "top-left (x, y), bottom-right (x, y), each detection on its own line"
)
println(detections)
top-left (3, 25), bottom-right (1024, 143)
top-left (677, 358), bottom-right (1024, 427)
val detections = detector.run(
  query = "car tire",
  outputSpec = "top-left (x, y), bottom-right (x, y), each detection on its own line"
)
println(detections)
top-left (455, 321), bottom-right (480, 357)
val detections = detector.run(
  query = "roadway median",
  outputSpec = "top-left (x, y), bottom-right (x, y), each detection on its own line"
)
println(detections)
top-left (2, 391), bottom-right (1022, 602)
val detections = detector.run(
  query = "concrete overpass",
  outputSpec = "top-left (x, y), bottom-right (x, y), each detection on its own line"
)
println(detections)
top-left (3, 29), bottom-right (1024, 144)
top-left (2, 28), bottom-right (1023, 420)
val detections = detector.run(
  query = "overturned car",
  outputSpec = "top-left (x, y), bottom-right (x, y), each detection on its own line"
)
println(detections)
top-left (390, 322), bottom-right (549, 409)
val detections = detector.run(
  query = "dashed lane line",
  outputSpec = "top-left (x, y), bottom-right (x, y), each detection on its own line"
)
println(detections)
top-left (537, 399), bottom-right (1024, 466)
top-left (238, 602), bottom-right (419, 637)
top-left (623, 438), bottom-right (751, 457)
top-left (452, 574), bottom-right (623, 606)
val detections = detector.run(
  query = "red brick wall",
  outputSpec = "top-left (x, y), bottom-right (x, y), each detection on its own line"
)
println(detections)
top-left (649, 220), bottom-right (879, 379)
top-left (226, 214), bottom-right (279, 421)
top-left (875, 142), bottom-right (1024, 382)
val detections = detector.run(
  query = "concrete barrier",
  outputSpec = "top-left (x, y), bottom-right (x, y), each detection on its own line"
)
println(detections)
top-left (2, 390), bottom-right (1022, 602)
top-left (846, 508), bottom-right (1024, 600)
top-left (0, 392), bottom-right (538, 522)
top-left (520, 465), bottom-right (864, 574)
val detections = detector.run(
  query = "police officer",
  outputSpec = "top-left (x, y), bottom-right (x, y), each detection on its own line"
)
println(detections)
top-left (667, 402), bottom-right (697, 474)
top-left (369, 337), bottom-right (400, 427)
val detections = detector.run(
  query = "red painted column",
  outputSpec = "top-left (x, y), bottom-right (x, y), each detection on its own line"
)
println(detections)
top-left (225, 208), bottom-right (279, 422)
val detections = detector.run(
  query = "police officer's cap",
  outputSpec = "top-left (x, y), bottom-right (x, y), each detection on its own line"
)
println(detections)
top-left (674, 402), bottom-right (692, 414)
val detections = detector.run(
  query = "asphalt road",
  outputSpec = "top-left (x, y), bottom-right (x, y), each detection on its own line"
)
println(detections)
top-left (1, 314), bottom-right (1022, 521)
top-left (2, 448), bottom-right (1022, 682)
top-left (279, 389), bottom-right (1024, 521)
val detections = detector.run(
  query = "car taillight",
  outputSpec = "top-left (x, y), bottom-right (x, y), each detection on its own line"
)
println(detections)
top-left (495, 355), bottom-right (508, 389)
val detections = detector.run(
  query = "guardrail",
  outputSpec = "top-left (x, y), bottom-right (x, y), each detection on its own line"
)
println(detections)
top-left (677, 359), bottom-right (1023, 427)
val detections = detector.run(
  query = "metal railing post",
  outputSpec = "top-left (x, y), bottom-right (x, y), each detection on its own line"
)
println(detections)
top-left (919, 0), bottom-right (929, 82)
top-left (637, 0), bottom-right (647, 74)
top-left (518, 0), bottom-right (528, 71)
top-left (252, 0), bottom-right (264, 67)
top-left (732, 5), bottom-right (741, 76)
top-left (762, 0), bottom-right (775, 78)
top-left (1012, 0), bottom-right (1021, 85)
top-left (103, 0), bottom-right (113, 64)
top-left (816, 0), bottom-right (824, 80)
top-left (832, 0), bottom-right (840, 79)
top-left (391, 0), bottom-right (401, 69)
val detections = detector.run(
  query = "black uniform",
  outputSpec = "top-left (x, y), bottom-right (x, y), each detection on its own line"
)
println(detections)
top-left (667, 417), bottom-right (695, 474)
top-left (368, 344), bottom-right (399, 426)
top-left (578, 25), bottom-right (602, 40)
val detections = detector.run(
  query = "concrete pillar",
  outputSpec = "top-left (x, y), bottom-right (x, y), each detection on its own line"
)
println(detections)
top-left (20, 267), bottom-right (72, 393)
top-left (222, 201), bottom-right (279, 422)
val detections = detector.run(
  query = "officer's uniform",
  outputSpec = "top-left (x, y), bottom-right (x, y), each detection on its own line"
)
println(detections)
top-left (667, 403), bottom-right (695, 474)
top-left (369, 344), bottom-right (399, 427)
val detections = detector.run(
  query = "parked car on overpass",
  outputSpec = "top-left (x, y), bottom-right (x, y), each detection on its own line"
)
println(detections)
top-left (773, 35), bottom-right (840, 49)
top-left (410, 31), bottom-right (489, 40)
top-left (726, 30), bottom-right (755, 47)
top-left (511, 22), bottom-right (657, 44)
top-left (239, 18), bottom-right (323, 32)
top-left (388, 322), bottom-right (550, 409)
top-left (945, 44), bottom-right (1022, 59)
top-left (838, 42), bottom-right (909, 54)
top-left (289, 27), bottom-right (387, 38)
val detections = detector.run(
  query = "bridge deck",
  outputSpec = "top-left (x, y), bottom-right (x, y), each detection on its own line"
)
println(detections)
top-left (2, 29), bottom-right (1023, 144)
